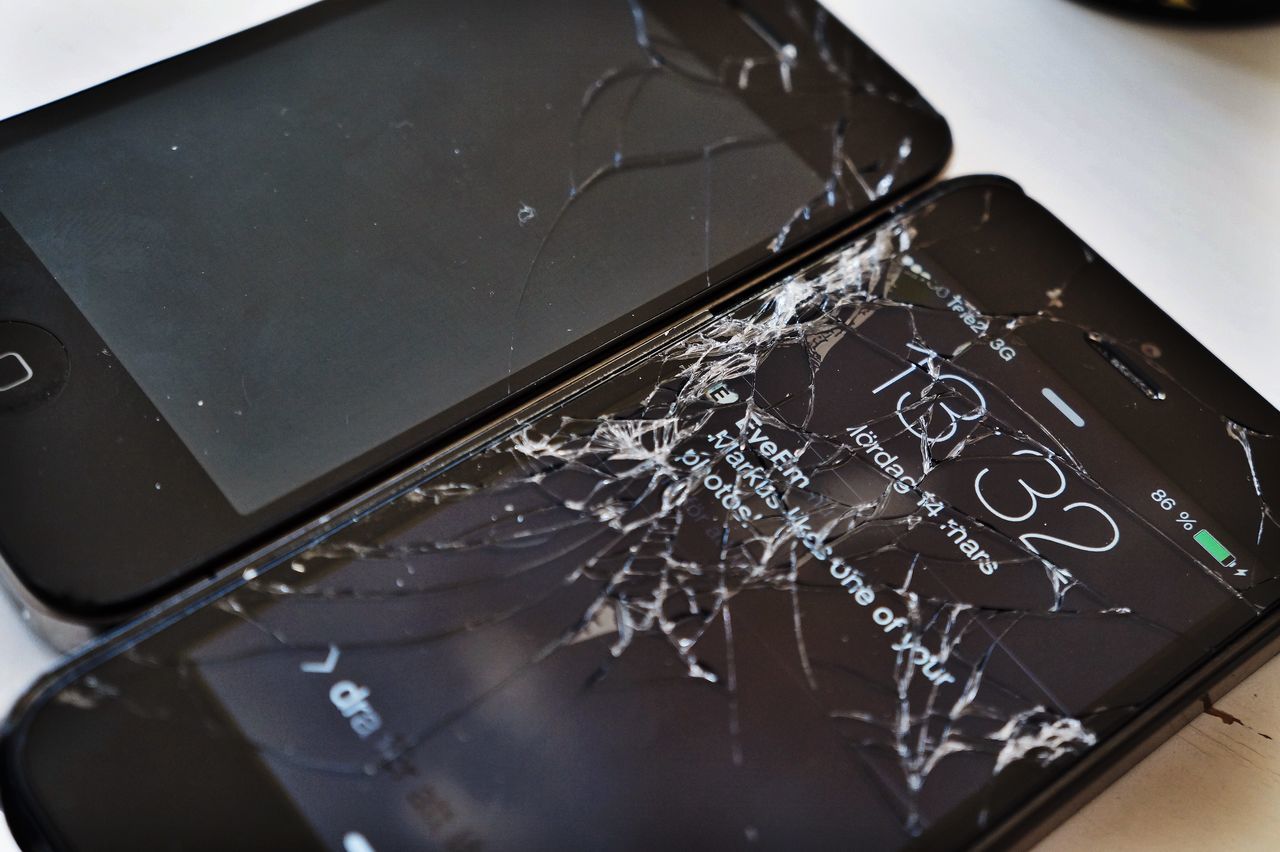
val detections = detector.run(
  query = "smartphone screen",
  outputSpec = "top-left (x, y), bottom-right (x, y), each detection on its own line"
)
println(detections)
top-left (7, 180), bottom-right (1278, 850)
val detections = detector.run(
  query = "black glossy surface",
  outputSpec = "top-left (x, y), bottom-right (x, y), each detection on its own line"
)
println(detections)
top-left (0, 0), bottom-right (950, 620)
top-left (5, 179), bottom-right (1278, 850)
top-left (1072, 0), bottom-right (1280, 21)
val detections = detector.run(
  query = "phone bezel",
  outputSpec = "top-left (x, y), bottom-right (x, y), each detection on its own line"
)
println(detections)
top-left (0, 0), bottom-right (953, 627)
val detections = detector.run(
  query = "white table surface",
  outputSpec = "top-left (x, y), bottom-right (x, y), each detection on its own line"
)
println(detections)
top-left (0, 1), bottom-right (1277, 849)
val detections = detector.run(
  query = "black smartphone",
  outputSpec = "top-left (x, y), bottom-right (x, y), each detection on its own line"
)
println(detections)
top-left (0, 0), bottom-right (950, 643)
top-left (3, 177), bottom-right (1277, 850)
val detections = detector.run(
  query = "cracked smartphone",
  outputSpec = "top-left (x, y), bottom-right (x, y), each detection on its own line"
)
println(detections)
top-left (4, 176), bottom-right (1278, 850)
top-left (0, 0), bottom-right (950, 645)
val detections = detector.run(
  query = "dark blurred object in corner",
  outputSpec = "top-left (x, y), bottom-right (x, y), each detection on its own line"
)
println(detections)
top-left (1076, 0), bottom-right (1280, 21)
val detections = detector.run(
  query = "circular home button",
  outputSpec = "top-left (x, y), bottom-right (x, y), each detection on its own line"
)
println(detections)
top-left (0, 322), bottom-right (69, 414)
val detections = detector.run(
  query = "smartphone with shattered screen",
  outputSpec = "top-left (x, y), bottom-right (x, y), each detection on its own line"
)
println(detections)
top-left (4, 176), bottom-right (1278, 850)
top-left (0, 0), bottom-right (950, 646)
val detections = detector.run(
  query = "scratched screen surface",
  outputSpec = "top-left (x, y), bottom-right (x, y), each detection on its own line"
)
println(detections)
top-left (24, 181), bottom-right (1280, 850)
top-left (0, 0), bottom-right (945, 514)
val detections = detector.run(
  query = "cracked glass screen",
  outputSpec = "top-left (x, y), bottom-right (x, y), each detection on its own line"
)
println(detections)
top-left (14, 180), bottom-right (1280, 851)
top-left (0, 0), bottom-right (946, 514)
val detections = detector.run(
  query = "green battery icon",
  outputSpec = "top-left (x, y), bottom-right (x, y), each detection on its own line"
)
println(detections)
top-left (1194, 529), bottom-right (1237, 569)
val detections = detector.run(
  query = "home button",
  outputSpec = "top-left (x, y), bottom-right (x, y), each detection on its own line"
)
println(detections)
top-left (0, 322), bottom-right (69, 413)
